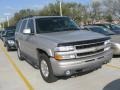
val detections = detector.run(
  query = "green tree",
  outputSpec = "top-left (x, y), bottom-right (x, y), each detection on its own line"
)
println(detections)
top-left (106, 14), bottom-right (113, 22)
top-left (39, 2), bottom-right (85, 24)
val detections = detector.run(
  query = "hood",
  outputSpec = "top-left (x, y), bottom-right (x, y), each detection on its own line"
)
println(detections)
top-left (111, 35), bottom-right (120, 43)
top-left (37, 30), bottom-right (108, 43)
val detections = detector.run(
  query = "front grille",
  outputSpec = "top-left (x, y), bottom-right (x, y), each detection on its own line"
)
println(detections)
top-left (77, 49), bottom-right (104, 57)
top-left (73, 38), bottom-right (108, 58)
top-left (57, 37), bottom-right (110, 58)
top-left (76, 42), bottom-right (104, 50)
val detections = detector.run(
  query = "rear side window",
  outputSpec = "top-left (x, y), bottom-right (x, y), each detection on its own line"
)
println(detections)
top-left (20, 20), bottom-right (27, 33)
top-left (27, 19), bottom-right (34, 33)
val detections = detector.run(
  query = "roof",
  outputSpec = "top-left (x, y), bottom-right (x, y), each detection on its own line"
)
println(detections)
top-left (22, 16), bottom-right (68, 19)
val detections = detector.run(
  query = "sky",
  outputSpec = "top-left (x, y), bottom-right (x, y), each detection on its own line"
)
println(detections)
top-left (0, 0), bottom-right (90, 22)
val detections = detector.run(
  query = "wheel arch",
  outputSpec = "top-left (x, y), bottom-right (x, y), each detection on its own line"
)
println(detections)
top-left (36, 48), bottom-right (51, 66)
top-left (36, 48), bottom-right (50, 57)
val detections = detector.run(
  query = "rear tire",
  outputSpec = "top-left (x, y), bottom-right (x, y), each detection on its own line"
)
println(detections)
top-left (17, 46), bottom-right (24, 61)
top-left (39, 53), bottom-right (58, 83)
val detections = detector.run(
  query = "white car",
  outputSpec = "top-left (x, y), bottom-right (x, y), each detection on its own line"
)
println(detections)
top-left (111, 35), bottom-right (120, 55)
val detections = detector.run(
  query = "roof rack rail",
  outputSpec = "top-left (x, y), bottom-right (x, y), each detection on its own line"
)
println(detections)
top-left (22, 15), bottom-right (35, 19)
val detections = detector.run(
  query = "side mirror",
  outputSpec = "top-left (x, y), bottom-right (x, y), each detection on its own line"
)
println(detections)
top-left (23, 29), bottom-right (31, 34)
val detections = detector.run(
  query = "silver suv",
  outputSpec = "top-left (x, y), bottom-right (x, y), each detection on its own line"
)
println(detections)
top-left (15, 16), bottom-right (113, 83)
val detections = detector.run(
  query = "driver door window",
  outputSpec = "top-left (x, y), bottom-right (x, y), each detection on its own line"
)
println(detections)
top-left (20, 20), bottom-right (27, 33)
top-left (27, 19), bottom-right (34, 34)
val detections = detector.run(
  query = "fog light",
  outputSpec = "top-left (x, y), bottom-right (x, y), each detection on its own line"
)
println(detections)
top-left (65, 70), bottom-right (71, 76)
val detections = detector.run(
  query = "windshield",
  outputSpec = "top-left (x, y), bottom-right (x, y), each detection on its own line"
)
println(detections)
top-left (103, 24), bottom-right (111, 29)
top-left (36, 17), bottom-right (80, 33)
top-left (89, 27), bottom-right (110, 35)
top-left (101, 27), bottom-right (115, 35)
top-left (111, 24), bottom-right (120, 30)
top-left (6, 31), bottom-right (15, 37)
top-left (96, 24), bottom-right (110, 29)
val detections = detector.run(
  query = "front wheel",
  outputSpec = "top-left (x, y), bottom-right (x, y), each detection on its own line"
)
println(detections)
top-left (39, 53), bottom-right (58, 83)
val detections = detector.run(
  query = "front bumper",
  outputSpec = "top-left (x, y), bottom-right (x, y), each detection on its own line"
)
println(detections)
top-left (7, 43), bottom-right (16, 49)
top-left (50, 50), bottom-right (113, 76)
top-left (112, 43), bottom-right (120, 55)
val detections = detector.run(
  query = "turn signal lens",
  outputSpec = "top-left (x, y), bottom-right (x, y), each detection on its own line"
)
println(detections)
top-left (54, 53), bottom-right (75, 60)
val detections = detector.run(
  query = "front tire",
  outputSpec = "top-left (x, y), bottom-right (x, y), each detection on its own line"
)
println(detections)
top-left (39, 53), bottom-right (58, 83)
top-left (4, 43), bottom-right (6, 47)
top-left (6, 46), bottom-right (10, 51)
top-left (17, 46), bottom-right (24, 61)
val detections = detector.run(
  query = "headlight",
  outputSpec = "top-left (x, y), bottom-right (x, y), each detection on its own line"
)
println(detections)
top-left (7, 40), bottom-right (15, 45)
top-left (55, 46), bottom-right (74, 52)
top-left (104, 40), bottom-right (111, 51)
top-left (104, 40), bottom-right (111, 45)
top-left (54, 46), bottom-right (75, 60)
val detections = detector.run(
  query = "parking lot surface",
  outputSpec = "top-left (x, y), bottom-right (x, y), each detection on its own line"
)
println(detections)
top-left (0, 40), bottom-right (120, 90)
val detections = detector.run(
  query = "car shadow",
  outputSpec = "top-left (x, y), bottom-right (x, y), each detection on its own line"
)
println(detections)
top-left (8, 49), bottom-right (17, 52)
top-left (103, 79), bottom-right (120, 90)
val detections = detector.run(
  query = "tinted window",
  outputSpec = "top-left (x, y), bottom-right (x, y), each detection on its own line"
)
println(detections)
top-left (96, 24), bottom-right (110, 29)
top-left (104, 24), bottom-right (111, 29)
top-left (36, 17), bottom-right (79, 33)
top-left (84, 28), bottom-right (89, 30)
top-left (27, 19), bottom-right (34, 33)
top-left (111, 24), bottom-right (120, 30)
top-left (90, 27), bottom-right (109, 35)
top-left (2, 31), bottom-right (6, 36)
top-left (20, 20), bottom-right (27, 33)
top-left (6, 31), bottom-right (15, 37)
top-left (5, 26), bottom-right (16, 30)
top-left (16, 20), bottom-right (22, 32)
